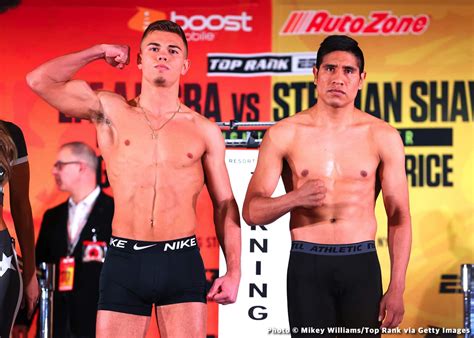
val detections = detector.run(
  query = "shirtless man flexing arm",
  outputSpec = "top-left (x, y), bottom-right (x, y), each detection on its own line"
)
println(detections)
top-left (243, 35), bottom-right (411, 337)
top-left (27, 20), bottom-right (240, 338)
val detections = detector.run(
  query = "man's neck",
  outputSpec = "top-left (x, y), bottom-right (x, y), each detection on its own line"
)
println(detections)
top-left (70, 184), bottom-right (98, 205)
top-left (139, 83), bottom-right (180, 116)
top-left (311, 102), bottom-right (356, 128)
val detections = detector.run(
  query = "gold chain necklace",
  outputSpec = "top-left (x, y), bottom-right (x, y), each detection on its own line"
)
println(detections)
top-left (137, 97), bottom-right (181, 139)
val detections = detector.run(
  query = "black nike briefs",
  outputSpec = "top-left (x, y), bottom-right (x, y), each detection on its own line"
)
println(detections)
top-left (98, 235), bottom-right (206, 316)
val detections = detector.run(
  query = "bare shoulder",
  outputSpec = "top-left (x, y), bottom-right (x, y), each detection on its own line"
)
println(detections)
top-left (182, 106), bottom-right (217, 129)
top-left (262, 111), bottom-right (311, 156)
top-left (361, 112), bottom-right (400, 141)
top-left (178, 105), bottom-right (223, 143)
top-left (265, 110), bottom-right (310, 147)
top-left (359, 111), bottom-right (404, 156)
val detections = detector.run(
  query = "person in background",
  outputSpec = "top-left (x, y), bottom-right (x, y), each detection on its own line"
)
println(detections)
top-left (34, 141), bottom-right (113, 338)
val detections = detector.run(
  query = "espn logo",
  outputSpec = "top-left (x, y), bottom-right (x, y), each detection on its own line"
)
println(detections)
top-left (280, 10), bottom-right (430, 36)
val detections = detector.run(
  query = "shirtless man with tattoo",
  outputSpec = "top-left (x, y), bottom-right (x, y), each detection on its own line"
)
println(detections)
top-left (27, 20), bottom-right (241, 338)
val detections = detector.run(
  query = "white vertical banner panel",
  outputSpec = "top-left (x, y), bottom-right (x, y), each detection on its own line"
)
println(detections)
top-left (219, 149), bottom-right (292, 338)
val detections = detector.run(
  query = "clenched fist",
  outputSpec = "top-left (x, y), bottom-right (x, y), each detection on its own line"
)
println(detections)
top-left (296, 179), bottom-right (327, 208)
top-left (101, 44), bottom-right (130, 69)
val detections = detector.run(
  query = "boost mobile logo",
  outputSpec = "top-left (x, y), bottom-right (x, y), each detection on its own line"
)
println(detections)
top-left (280, 10), bottom-right (430, 35)
top-left (128, 8), bottom-right (252, 42)
top-left (171, 11), bottom-right (253, 32)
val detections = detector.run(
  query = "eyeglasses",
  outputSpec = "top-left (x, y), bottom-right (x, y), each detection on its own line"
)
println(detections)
top-left (53, 161), bottom-right (82, 170)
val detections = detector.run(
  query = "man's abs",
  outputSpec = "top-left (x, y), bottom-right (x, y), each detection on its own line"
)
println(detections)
top-left (288, 172), bottom-right (379, 244)
top-left (110, 166), bottom-right (205, 241)
top-left (103, 142), bottom-right (205, 241)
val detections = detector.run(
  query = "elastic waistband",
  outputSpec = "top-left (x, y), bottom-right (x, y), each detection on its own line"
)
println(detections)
top-left (109, 235), bottom-right (198, 253)
top-left (0, 229), bottom-right (13, 247)
top-left (291, 240), bottom-right (376, 256)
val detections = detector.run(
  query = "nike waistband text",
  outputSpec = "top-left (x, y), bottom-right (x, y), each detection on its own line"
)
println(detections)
top-left (109, 235), bottom-right (198, 253)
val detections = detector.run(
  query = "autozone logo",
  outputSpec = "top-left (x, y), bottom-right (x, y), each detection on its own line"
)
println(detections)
top-left (280, 10), bottom-right (430, 35)
top-left (171, 11), bottom-right (252, 32)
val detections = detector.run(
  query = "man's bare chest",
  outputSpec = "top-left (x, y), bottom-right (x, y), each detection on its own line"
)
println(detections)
top-left (286, 130), bottom-right (380, 180)
top-left (98, 114), bottom-right (206, 169)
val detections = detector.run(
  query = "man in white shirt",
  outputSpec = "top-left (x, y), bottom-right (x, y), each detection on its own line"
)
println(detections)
top-left (34, 142), bottom-right (114, 337)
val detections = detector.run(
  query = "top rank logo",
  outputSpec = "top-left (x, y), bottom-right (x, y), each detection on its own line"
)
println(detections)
top-left (280, 10), bottom-right (430, 36)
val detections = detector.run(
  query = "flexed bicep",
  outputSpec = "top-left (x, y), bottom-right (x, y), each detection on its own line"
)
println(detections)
top-left (26, 44), bottom-right (130, 119)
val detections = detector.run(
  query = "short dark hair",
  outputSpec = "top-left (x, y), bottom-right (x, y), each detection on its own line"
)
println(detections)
top-left (141, 20), bottom-right (188, 56)
top-left (316, 35), bottom-right (364, 73)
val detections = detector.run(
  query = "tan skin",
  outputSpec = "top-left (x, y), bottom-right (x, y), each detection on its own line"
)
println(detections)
top-left (0, 160), bottom-right (39, 320)
top-left (243, 51), bottom-right (411, 328)
top-left (27, 30), bottom-right (241, 338)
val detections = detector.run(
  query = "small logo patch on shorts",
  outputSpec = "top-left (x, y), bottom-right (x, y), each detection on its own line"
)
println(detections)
top-left (133, 243), bottom-right (158, 251)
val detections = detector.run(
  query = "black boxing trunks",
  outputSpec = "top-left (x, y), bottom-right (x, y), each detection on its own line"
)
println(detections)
top-left (287, 240), bottom-right (382, 338)
top-left (98, 235), bottom-right (206, 316)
